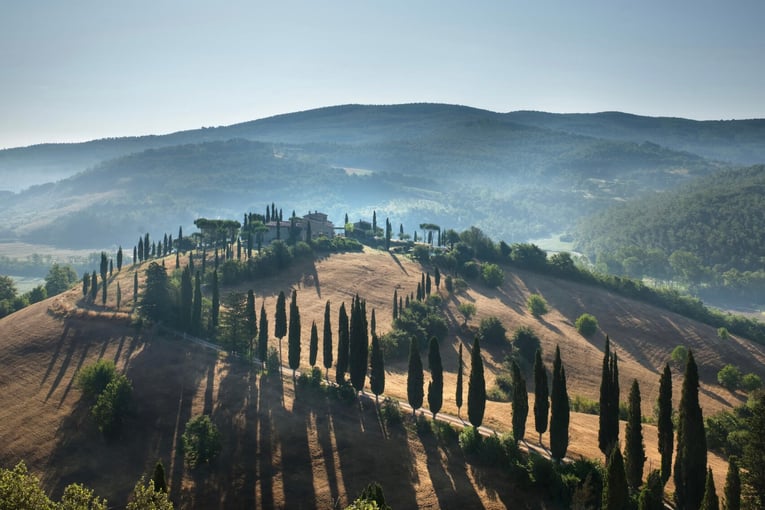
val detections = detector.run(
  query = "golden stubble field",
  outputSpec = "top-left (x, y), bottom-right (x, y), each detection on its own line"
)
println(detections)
top-left (0, 247), bottom-right (761, 507)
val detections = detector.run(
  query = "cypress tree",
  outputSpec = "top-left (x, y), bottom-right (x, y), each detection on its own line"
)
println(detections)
top-left (392, 290), bottom-right (398, 320)
top-left (288, 290), bottom-right (301, 378)
top-left (82, 272), bottom-right (90, 297)
top-left (211, 270), bottom-right (219, 334)
top-left (180, 266), bottom-right (192, 331)
top-left (370, 308), bottom-right (376, 337)
top-left (434, 266), bottom-right (441, 291)
top-left (511, 359), bottom-right (528, 443)
top-left (550, 345), bottom-right (569, 462)
top-left (599, 336), bottom-right (620, 459)
top-left (335, 302), bottom-right (349, 385)
top-left (407, 336), bottom-right (424, 417)
top-left (90, 270), bottom-right (98, 301)
top-left (138, 237), bottom-right (144, 263)
top-left (152, 460), bottom-right (167, 493)
top-left (322, 300), bottom-right (333, 381)
top-left (369, 331), bottom-right (385, 403)
top-left (625, 379), bottom-right (646, 490)
top-left (416, 282), bottom-right (422, 301)
top-left (133, 271), bottom-right (138, 306)
top-left (309, 321), bottom-right (318, 367)
top-left (658, 363), bottom-right (674, 484)
top-left (133, 245), bottom-right (138, 265)
top-left (274, 290), bottom-right (287, 365)
top-left (741, 392), bottom-right (765, 509)
top-left (109, 258), bottom-right (113, 276)
top-left (258, 302), bottom-right (268, 364)
top-left (427, 337), bottom-right (443, 419)
top-left (638, 470), bottom-right (665, 510)
top-left (533, 348), bottom-right (549, 444)
top-left (116, 282), bottom-right (122, 309)
top-left (350, 296), bottom-right (369, 393)
top-left (723, 457), bottom-right (740, 510)
top-left (701, 468), bottom-right (719, 510)
top-left (467, 335), bottom-right (486, 428)
top-left (100, 251), bottom-right (108, 283)
top-left (175, 251), bottom-right (180, 269)
top-left (102, 276), bottom-right (107, 305)
top-left (456, 343), bottom-right (464, 418)
top-left (117, 246), bottom-right (123, 272)
top-left (674, 349), bottom-right (707, 510)
top-left (191, 271), bottom-right (202, 336)
top-left (603, 448), bottom-right (629, 510)
top-left (246, 290), bottom-right (257, 356)
top-left (177, 226), bottom-right (183, 253)
top-left (144, 233), bottom-right (150, 261)
top-left (425, 272), bottom-right (431, 296)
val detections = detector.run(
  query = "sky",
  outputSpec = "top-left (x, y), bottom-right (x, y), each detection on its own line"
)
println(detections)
top-left (2, 0), bottom-right (764, 149)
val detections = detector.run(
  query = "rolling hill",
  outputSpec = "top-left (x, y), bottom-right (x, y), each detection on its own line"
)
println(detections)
top-left (0, 247), bottom-right (757, 507)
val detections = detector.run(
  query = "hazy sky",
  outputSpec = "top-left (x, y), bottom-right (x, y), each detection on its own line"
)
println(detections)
top-left (2, 0), bottom-right (764, 149)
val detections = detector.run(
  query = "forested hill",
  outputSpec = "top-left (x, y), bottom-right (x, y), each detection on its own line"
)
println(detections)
top-left (575, 165), bottom-right (765, 300)
top-left (506, 111), bottom-right (765, 165)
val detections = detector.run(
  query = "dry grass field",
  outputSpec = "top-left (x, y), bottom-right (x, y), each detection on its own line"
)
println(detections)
top-left (0, 247), bottom-right (761, 507)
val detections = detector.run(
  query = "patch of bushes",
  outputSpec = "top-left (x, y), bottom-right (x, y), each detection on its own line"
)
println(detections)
top-left (575, 313), bottom-right (598, 337)
top-left (182, 415), bottom-right (221, 468)
top-left (526, 293), bottom-right (549, 317)
top-left (511, 326), bottom-right (541, 367)
top-left (329, 381), bottom-right (357, 404)
top-left (477, 316), bottom-right (507, 345)
top-left (379, 397), bottom-right (402, 427)
top-left (77, 360), bottom-right (117, 400)
top-left (570, 395), bottom-right (599, 415)
top-left (265, 346), bottom-right (281, 374)
top-left (481, 263), bottom-right (505, 287)
top-left (458, 426), bottom-right (482, 456)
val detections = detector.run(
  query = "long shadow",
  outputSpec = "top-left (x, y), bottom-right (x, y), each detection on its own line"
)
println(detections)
top-left (315, 403), bottom-right (341, 505)
top-left (388, 251), bottom-right (409, 275)
top-left (45, 330), bottom-right (78, 402)
top-left (58, 337), bottom-right (94, 407)
top-left (203, 364), bottom-right (215, 415)
top-left (257, 372), bottom-right (278, 510)
top-left (306, 261), bottom-right (322, 298)
top-left (279, 386), bottom-right (317, 510)
top-left (417, 427), bottom-right (485, 509)
top-left (41, 322), bottom-right (71, 387)
top-left (112, 335), bottom-right (127, 364)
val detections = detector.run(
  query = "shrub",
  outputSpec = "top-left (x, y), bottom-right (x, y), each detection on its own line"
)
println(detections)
top-left (379, 330), bottom-right (409, 360)
top-left (453, 277), bottom-right (468, 293)
top-left (265, 346), bottom-right (281, 374)
top-left (742, 373), bottom-right (763, 392)
top-left (481, 263), bottom-right (505, 287)
top-left (477, 316), bottom-right (507, 345)
top-left (718, 364), bottom-right (742, 390)
top-left (500, 432), bottom-right (522, 464)
top-left (91, 374), bottom-right (132, 438)
top-left (717, 327), bottom-right (730, 340)
top-left (432, 420), bottom-right (458, 443)
top-left (574, 313), bottom-right (598, 337)
top-left (494, 373), bottom-right (514, 395)
top-left (182, 415), bottom-right (221, 467)
top-left (416, 413), bottom-right (431, 434)
top-left (511, 326), bottom-right (541, 366)
top-left (479, 434), bottom-right (506, 465)
top-left (329, 381), bottom-right (357, 404)
top-left (379, 397), bottom-right (402, 426)
top-left (670, 345), bottom-right (688, 367)
top-left (461, 261), bottom-right (481, 280)
top-left (77, 360), bottom-right (117, 401)
top-left (458, 425), bottom-right (482, 456)
top-left (570, 394), bottom-right (599, 415)
top-left (526, 294), bottom-right (549, 317)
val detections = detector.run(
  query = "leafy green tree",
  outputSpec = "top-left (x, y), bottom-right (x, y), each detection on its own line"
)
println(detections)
top-left (288, 290), bottom-right (301, 378)
top-left (275, 290), bottom-right (287, 364)
top-left (141, 262), bottom-right (172, 322)
top-left (92, 373), bottom-right (132, 438)
top-left (456, 343), bottom-right (464, 418)
top-left (526, 293), bottom-right (549, 317)
top-left (77, 360), bottom-right (116, 400)
top-left (257, 302), bottom-right (268, 364)
top-left (511, 325), bottom-right (540, 367)
top-left (658, 363), bottom-right (674, 484)
top-left (221, 291), bottom-right (248, 353)
top-left (741, 392), bottom-right (765, 509)
top-left (309, 320), bottom-right (318, 367)
top-left (0, 461), bottom-right (56, 509)
top-left (182, 415), bottom-right (221, 468)
top-left (701, 468), bottom-right (719, 510)
top-left (370, 332), bottom-right (385, 403)
top-left (477, 316), bottom-right (507, 345)
top-left (638, 469), bottom-right (665, 510)
top-left (723, 456), bottom-right (740, 510)
top-left (625, 379), bottom-right (646, 490)
top-left (407, 337), bottom-right (424, 416)
top-left (427, 337), bottom-right (443, 419)
top-left (481, 263), bottom-right (504, 287)
top-left (511, 360), bottom-right (528, 443)
top-left (533, 348), bottom-right (549, 444)
top-left (44, 263), bottom-right (78, 296)
top-left (717, 364), bottom-right (742, 391)
top-left (28, 285), bottom-right (46, 303)
top-left (603, 448), bottom-right (629, 510)
top-left (550, 345), bottom-right (569, 462)
top-left (152, 460), bottom-right (167, 493)
top-left (322, 300), bottom-right (333, 380)
top-left (671, 345), bottom-right (689, 367)
top-left (467, 335), bottom-right (486, 428)
top-left (191, 271), bottom-right (202, 336)
top-left (458, 302), bottom-right (476, 326)
top-left (126, 477), bottom-right (173, 510)
top-left (575, 313), bottom-right (599, 336)
top-left (60, 482), bottom-right (108, 509)
top-left (336, 302), bottom-right (349, 385)
top-left (674, 350), bottom-right (707, 510)
top-left (741, 373), bottom-right (762, 392)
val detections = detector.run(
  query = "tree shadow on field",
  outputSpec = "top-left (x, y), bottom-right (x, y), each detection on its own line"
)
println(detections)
top-left (41, 321), bottom-right (71, 389)
top-left (255, 371), bottom-right (281, 509)
top-left (417, 427), bottom-right (485, 509)
top-left (278, 385), bottom-right (317, 510)
top-left (388, 251), bottom-right (409, 276)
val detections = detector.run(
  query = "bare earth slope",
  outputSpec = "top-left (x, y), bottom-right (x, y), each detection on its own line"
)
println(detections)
top-left (0, 248), bottom-right (761, 507)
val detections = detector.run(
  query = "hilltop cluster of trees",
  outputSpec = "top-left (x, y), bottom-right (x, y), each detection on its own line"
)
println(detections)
top-left (0, 263), bottom-right (79, 318)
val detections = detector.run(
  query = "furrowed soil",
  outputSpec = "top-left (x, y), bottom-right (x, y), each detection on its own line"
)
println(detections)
top-left (0, 247), bottom-right (761, 507)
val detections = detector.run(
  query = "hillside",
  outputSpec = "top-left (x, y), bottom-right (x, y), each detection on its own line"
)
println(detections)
top-left (0, 248), bottom-right (757, 506)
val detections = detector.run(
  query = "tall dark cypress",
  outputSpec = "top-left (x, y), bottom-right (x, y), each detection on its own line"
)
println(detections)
top-left (138, 237), bottom-right (144, 263)
top-left (82, 272), bottom-right (90, 297)
top-left (309, 321), bottom-right (318, 367)
top-left (392, 290), bottom-right (398, 320)
top-left (511, 360), bottom-right (529, 443)
top-left (603, 448), bottom-right (629, 510)
top-left (322, 301), bottom-right (333, 380)
top-left (191, 271), bottom-right (202, 336)
top-left (288, 290), bottom-right (301, 378)
top-left (90, 270), bottom-right (98, 301)
top-left (599, 336), bottom-right (620, 459)
top-left (658, 363), bottom-right (674, 484)
top-left (274, 290), bottom-right (287, 364)
top-left (742, 392), bottom-right (765, 509)
top-left (369, 331), bottom-right (385, 402)
top-left (533, 348), bottom-right (549, 444)
top-left (456, 343), bottom-right (464, 418)
top-left (133, 245), bottom-right (138, 265)
top-left (117, 246), bottom-right (123, 271)
top-left (701, 468), bottom-right (719, 510)
top-left (335, 303), bottom-right (349, 385)
top-left (550, 345), bottom-right (569, 462)
top-left (407, 336), bottom-right (424, 416)
top-left (434, 266), bottom-right (441, 290)
top-left (152, 460), bottom-right (167, 493)
top-left (101, 277), bottom-right (107, 306)
top-left (258, 302), bottom-right (268, 364)
top-left (425, 272), bottom-right (432, 296)
top-left (638, 469), bottom-right (665, 510)
top-left (144, 233), bottom-right (150, 261)
top-left (723, 457), bottom-right (740, 510)
top-left (246, 289), bottom-right (257, 356)
top-left (427, 337), bottom-right (443, 418)
top-left (625, 379), bottom-right (646, 490)
top-left (467, 335), bottom-right (486, 428)
top-left (180, 266), bottom-right (192, 331)
top-left (133, 271), bottom-right (138, 306)
top-left (210, 270), bottom-right (219, 334)
top-left (674, 349), bottom-right (707, 510)
top-left (349, 296), bottom-right (368, 393)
